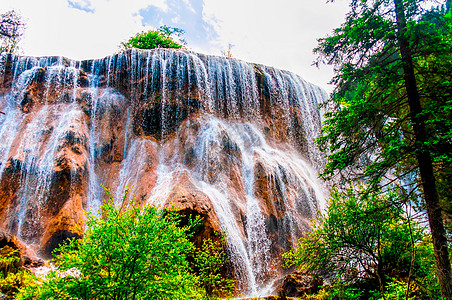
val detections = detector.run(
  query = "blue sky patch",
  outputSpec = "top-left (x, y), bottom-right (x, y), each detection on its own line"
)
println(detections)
top-left (138, 0), bottom-right (219, 51)
top-left (67, 0), bottom-right (95, 13)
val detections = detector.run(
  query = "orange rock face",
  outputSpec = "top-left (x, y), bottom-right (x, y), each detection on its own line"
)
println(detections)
top-left (0, 49), bottom-right (327, 296)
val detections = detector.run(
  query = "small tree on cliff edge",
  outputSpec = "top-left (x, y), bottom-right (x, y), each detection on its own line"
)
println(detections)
top-left (0, 10), bottom-right (25, 55)
top-left (120, 25), bottom-right (186, 51)
top-left (315, 0), bottom-right (452, 298)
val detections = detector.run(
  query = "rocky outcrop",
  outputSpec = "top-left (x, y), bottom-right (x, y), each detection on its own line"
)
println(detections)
top-left (0, 104), bottom-right (88, 259)
top-left (0, 231), bottom-right (44, 269)
top-left (164, 171), bottom-right (221, 248)
top-left (279, 271), bottom-right (323, 297)
top-left (0, 49), bottom-right (326, 295)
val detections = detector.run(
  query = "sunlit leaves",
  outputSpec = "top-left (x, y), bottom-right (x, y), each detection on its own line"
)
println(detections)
top-left (25, 187), bottom-right (203, 300)
top-left (193, 235), bottom-right (235, 299)
top-left (120, 26), bottom-right (185, 51)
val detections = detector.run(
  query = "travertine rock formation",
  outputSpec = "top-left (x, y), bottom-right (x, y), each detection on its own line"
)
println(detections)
top-left (0, 49), bottom-right (326, 296)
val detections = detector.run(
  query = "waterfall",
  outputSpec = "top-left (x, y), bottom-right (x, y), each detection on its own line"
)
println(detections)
top-left (0, 49), bottom-right (327, 296)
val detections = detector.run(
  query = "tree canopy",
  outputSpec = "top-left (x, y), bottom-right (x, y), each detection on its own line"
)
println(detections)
top-left (14, 187), bottom-right (234, 300)
top-left (0, 10), bottom-right (24, 55)
top-left (284, 187), bottom-right (439, 299)
top-left (314, 0), bottom-right (452, 297)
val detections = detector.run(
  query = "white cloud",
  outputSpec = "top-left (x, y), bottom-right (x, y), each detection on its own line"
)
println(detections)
top-left (181, 0), bottom-right (196, 13)
top-left (0, 0), bottom-right (350, 91)
top-left (202, 0), bottom-right (349, 91)
top-left (67, 0), bottom-right (95, 12)
top-left (171, 15), bottom-right (181, 23)
top-left (1, 0), bottom-right (168, 60)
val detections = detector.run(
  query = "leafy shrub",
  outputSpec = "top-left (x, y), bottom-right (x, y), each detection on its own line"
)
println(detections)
top-left (292, 280), bottom-right (363, 300)
top-left (0, 245), bottom-right (35, 298)
top-left (369, 279), bottom-right (416, 300)
top-left (327, 280), bottom-right (363, 300)
top-left (193, 234), bottom-right (235, 299)
top-left (283, 186), bottom-right (440, 299)
top-left (19, 186), bottom-right (204, 300)
top-left (121, 25), bottom-right (185, 51)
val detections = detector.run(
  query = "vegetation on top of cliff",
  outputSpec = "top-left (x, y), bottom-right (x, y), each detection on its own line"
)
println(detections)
top-left (120, 25), bottom-right (186, 51)
top-left (16, 187), bottom-right (234, 300)
top-left (0, 10), bottom-right (25, 55)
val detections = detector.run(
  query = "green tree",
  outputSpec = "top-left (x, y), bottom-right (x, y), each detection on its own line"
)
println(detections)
top-left (19, 187), bottom-right (203, 300)
top-left (0, 10), bottom-right (24, 54)
top-left (315, 0), bottom-right (452, 297)
top-left (121, 26), bottom-right (185, 51)
top-left (193, 235), bottom-right (235, 299)
top-left (283, 187), bottom-right (439, 299)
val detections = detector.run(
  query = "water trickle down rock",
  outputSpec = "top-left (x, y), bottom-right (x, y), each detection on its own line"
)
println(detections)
top-left (0, 49), bottom-right (327, 297)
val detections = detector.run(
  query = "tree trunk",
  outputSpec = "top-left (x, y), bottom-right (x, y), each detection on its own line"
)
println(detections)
top-left (393, 0), bottom-right (452, 298)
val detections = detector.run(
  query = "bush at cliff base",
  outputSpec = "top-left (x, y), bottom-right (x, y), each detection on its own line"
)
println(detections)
top-left (283, 186), bottom-right (442, 300)
top-left (193, 235), bottom-right (235, 299)
top-left (17, 187), bottom-right (206, 300)
top-left (0, 246), bottom-right (35, 298)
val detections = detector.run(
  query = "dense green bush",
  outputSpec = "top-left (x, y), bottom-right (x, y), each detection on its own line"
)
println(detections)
top-left (121, 25), bottom-right (185, 51)
top-left (18, 187), bottom-right (204, 300)
top-left (0, 245), bottom-right (35, 298)
top-left (16, 186), bottom-right (235, 299)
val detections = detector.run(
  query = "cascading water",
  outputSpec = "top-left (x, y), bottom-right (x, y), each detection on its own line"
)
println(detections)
top-left (0, 49), bottom-right (327, 296)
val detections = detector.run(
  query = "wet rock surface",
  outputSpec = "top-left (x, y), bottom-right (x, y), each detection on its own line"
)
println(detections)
top-left (0, 49), bottom-right (326, 295)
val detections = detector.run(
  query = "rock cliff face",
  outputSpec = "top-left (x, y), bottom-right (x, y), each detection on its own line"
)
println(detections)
top-left (0, 49), bottom-right (326, 296)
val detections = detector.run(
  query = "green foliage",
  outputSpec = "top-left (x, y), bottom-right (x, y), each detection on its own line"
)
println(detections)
top-left (315, 0), bottom-right (452, 209)
top-left (0, 245), bottom-right (35, 298)
top-left (327, 280), bottom-right (363, 300)
top-left (285, 279), bottom-right (364, 300)
top-left (285, 188), bottom-right (415, 279)
top-left (314, 1), bottom-right (452, 295)
top-left (0, 245), bottom-right (20, 275)
top-left (283, 186), bottom-right (440, 299)
top-left (369, 279), bottom-right (415, 300)
top-left (314, 0), bottom-right (452, 204)
top-left (121, 26), bottom-right (185, 51)
top-left (406, 239), bottom-right (442, 299)
top-left (16, 186), bottom-right (236, 300)
top-left (193, 234), bottom-right (235, 299)
top-left (20, 186), bottom-right (204, 300)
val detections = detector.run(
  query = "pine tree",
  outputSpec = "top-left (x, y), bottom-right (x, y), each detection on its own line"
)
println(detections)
top-left (315, 0), bottom-right (452, 297)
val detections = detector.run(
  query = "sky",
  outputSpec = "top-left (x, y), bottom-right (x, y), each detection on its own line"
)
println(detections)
top-left (0, 0), bottom-right (349, 92)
